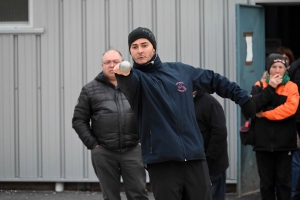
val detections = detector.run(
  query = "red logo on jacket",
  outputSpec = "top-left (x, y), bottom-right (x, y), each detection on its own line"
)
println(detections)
top-left (176, 82), bottom-right (187, 92)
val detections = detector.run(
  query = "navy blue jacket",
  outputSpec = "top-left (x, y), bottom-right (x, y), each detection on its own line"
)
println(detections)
top-left (116, 54), bottom-right (250, 164)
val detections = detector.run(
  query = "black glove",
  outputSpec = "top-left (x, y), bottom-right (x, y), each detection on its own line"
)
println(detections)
top-left (241, 99), bottom-right (256, 119)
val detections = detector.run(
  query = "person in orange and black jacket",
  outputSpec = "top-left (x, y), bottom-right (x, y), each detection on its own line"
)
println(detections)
top-left (250, 53), bottom-right (299, 200)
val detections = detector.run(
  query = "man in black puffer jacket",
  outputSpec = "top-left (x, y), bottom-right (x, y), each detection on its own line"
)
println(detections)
top-left (72, 49), bottom-right (149, 200)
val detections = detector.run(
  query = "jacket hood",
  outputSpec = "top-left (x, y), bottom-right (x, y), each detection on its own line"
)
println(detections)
top-left (132, 53), bottom-right (162, 72)
top-left (94, 71), bottom-right (118, 88)
top-left (95, 71), bottom-right (105, 82)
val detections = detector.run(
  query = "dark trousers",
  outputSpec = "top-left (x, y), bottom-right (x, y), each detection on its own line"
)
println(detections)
top-left (256, 151), bottom-right (292, 200)
top-left (91, 144), bottom-right (149, 200)
top-left (292, 122), bottom-right (300, 200)
top-left (292, 149), bottom-right (300, 197)
top-left (147, 160), bottom-right (212, 200)
top-left (210, 171), bottom-right (226, 200)
top-left (294, 178), bottom-right (300, 200)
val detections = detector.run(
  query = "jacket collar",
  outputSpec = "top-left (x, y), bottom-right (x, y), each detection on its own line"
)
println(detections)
top-left (132, 53), bottom-right (162, 72)
top-left (95, 72), bottom-right (116, 88)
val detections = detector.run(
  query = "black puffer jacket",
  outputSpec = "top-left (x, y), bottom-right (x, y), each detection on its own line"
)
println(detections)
top-left (193, 90), bottom-right (229, 175)
top-left (72, 72), bottom-right (139, 151)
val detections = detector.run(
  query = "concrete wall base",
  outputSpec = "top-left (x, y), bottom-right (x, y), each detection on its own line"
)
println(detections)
top-left (0, 182), bottom-right (237, 193)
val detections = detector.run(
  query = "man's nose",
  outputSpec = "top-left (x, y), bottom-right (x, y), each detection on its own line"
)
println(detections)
top-left (108, 62), bottom-right (116, 66)
top-left (137, 46), bottom-right (143, 53)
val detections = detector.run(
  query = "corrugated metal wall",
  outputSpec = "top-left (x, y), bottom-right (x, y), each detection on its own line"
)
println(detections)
top-left (0, 0), bottom-right (249, 183)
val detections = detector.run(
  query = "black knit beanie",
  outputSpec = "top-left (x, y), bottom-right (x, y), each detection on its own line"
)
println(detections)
top-left (266, 53), bottom-right (287, 73)
top-left (128, 27), bottom-right (156, 52)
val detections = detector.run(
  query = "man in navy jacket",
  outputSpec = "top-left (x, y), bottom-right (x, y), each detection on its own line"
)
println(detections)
top-left (114, 27), bottom-right (255, 200)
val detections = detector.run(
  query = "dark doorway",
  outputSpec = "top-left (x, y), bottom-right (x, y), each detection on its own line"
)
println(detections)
top-left (263, 4), bottom-right (300, 59)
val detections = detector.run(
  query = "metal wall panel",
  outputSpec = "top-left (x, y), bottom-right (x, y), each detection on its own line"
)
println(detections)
top-left (0, 35), bottom-right (15, 178)
top-left (18, 34), bottom-right (38, 178)
top-left (201, 0), bottom-right (226, 108)
top-left (0, 0), bottom-right (262, 183)
top-left (40, 0), bottom-right (63, 179)
top-left (63, 0), bottom-right (86, 180)
top-left (224, 0), bottom-right (249, 182)
top-left (85, 0), bottom-right (106, 180)
top-left (202, 1), bottom-right (225, 72)
top-left (86, 0), bottom-right (106, 82)
top-left (156, 0), bottom-right (177, 61)
top-left (109, 0), bottom-right (130, 55)
top-left (180, 0), bottom-right (201, 66)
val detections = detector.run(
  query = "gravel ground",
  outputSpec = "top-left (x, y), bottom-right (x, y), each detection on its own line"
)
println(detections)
top-left (0, 189), bottom-right (261, 200)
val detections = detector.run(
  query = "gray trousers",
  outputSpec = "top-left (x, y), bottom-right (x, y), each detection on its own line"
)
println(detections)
top-left (91, 144), bottom-right (149, 200)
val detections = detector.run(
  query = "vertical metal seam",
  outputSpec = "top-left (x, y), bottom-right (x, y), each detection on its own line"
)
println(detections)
top-left (152, 0), bottom-right (157, 44)
top-left (224, 0), bottom-right (231, 128)
top-left (222, 0), bottom-right (231, 181)
top-left (235, 4), bottom-right (241, 193)
top-left (59, 0), bottom-right (66, 179)
top-left (128, 0), bottom-right (133, 30)
top-left (128, 0), bottom-right (133, 61)
top-left (175, 0), bottom-right (181, 61)
top-left (223, 1), bottom-right (229, 77)
top-left (199, 0), bottom-right (205, 68)
top-left (223, 1), bottom-right (237, 182)
top-left (13, 35), bottom-right (20, 178)
top-left (36, 34), bottom-right (43, 178)
top-left (81, 0), bottom-right (88, 179)
top-left (81, 0), bottom-right (87, 86)
top-left (105, 0), bottom-right (110, 50)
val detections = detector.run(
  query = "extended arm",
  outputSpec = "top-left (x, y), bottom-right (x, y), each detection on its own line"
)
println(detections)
top-left (190, 67), bottom-right (256, 118)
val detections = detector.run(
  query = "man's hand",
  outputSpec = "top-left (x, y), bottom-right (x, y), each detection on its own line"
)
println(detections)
top-left (241, 99), bottom-right (256, 119)
top-left (114, 62), bottom-right (131, 76)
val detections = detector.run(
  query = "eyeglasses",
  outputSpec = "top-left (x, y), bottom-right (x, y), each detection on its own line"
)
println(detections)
top-left (102, 60), bottom-right (121, 66)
